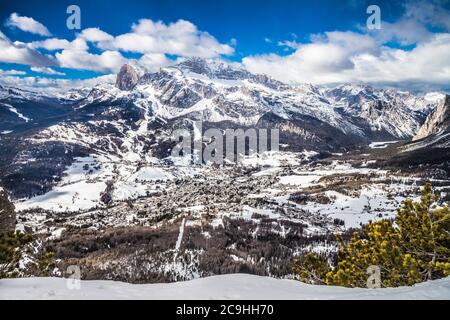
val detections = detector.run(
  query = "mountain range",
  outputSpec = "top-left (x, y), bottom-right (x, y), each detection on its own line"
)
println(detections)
top-left (0, 57), bottom-right (448, 199)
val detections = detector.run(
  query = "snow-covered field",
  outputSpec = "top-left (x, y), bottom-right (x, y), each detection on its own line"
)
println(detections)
top-left (14, 152), bottom-right (440, 235)
top-left (14, 156), bottom-right (175, 213)
top-left (1, 274), bottom-right (449, 300)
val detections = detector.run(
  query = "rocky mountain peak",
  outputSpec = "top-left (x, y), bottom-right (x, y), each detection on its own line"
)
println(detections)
top-left (116, 64), bottom-right (139, 91)
top-left (414, 95), bottom-right (450, 140)
top-left (176, 57), bottom-right (212, 75)
top-left (175, 57), bottom-right (250, 81)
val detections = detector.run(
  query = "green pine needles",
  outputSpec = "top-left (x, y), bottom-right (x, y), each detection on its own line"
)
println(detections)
top-left (0, 231), bottom-right (32, 278)
top-left (294, 184), bottom-right (450, 288)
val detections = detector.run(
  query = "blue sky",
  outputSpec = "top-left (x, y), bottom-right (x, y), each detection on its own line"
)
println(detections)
top-left (0, 0), bottom-right (449, 92)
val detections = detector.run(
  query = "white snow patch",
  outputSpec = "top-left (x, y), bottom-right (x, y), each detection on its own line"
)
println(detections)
top-left (369, 141), bottom-right (399, 149)
top-left (1, 103), bottom-right (31, 122)
top-left (1, 274), bottom-right (449, 300)
top-left (175, 218), bottom-right (186, 251)
top-left (129, 167), bottom-right (174, 182)
top-left (15, 179), bottom-right (107, 212)
top-left (278, 175), bottom-right (322, 188)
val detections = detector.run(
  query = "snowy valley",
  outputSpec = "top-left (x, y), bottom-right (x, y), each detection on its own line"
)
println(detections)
top-left (0, 58), bottom-right (449, 297)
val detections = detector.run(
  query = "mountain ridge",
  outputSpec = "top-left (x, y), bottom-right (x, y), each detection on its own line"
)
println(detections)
top-left (414, 95), bottom-right (450, 141)
top-left (0, 58), bottom-right (448, 199)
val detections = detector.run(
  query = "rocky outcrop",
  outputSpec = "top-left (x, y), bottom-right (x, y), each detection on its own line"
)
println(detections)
top-left (414, 95), bottom-right (450, 140)
top-left (0, 188), bottom-right (15, 232)
top-left (116, 64), bottom-right (139, 91)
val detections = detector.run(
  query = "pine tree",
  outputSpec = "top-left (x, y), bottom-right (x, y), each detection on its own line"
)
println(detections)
top-left (0, 231), bottom-right (33, 278)
top-left (38, 251), bottom-right (56, 276)
top-left (293, 252), bottom-right (330, 284)
top-left (294, 184), bottom-right (450, 287)
top-left (0, 231), bottom-right (57, 278)
top-left (325, 220), bottom-right (415, 287)
top-left (396, 184), bottom-right (450, 282)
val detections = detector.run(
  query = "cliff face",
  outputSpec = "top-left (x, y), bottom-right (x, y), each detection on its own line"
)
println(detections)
top-left (115, 64), bottom-right (139, 91)
top-left (414, 95), bottom-right (450, 141)
top-left (0, 188), bottom-right (15, 232)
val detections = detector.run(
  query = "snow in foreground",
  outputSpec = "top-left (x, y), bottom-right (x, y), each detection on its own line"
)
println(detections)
top-left (1, 274), bottom-right (449, 300)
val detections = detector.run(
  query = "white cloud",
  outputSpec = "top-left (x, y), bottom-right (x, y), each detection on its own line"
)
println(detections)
top-left (55, 49), bottom-right (127, 73)
top-left (22, 19), bottom-right (233, 74)
top-left (243, 31), bottom-right (450, 89)
top-left (0, 69), bottom-right (26, 76)
top-left (27, 36), bottom-right (121, 74)
top-left (404, 0), bottom-right (450, 31)
top-left (79, 28), bottom-right (114, 42)
top-left (243, 2), bottom-right (450, 91)
top-left (0, 31), bottom-right (56, 67)
top-left (28, 37), bottom-right (88, 51)
top-left (31, 66), bottom-right (65, 76)
top-left (244, 31), bottom-right (378, 84)
top-left (6, 13), bottom-right (51, 36)
top-left (27, 33), bottom-right (118, 73)
top-left (369, 19), bottom-right (432, 45)
top-left (350, 34), bottom-right (450, 84)
top-left (138, 53), bottom-right (173, 72)
top-left (0, 74), bottom-right (115, 94)
top-left (2, 6), bottom-right (449, 92)
top-left (101, 19), bottom-right (234, 58)
top-left (2, 17), bottom-right (232, 75)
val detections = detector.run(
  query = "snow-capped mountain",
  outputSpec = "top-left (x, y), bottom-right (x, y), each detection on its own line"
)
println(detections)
top-left (1, 60), bottom-right (449, 286)
top-left (0, 58), bottom-right (446, 199)
top-left (324, 84), bottom-right (431, 138)
top-left (16, 58), bottom-right (435, 160)
top-left (0, 84), bottom-right (76, 133)
top-left (77, 58), bottom-right (434, 143)
top-left (401, 95), bottom-right (450, 151)
top-left (119, 59), bottom-right (436, 141)
top-left (1, 58), bottom-right (439, 142)
top-left (414, 95), bottom-right (450, 141)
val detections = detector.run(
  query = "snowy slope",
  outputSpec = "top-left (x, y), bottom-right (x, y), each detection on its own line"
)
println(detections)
top-left (414, 95), bottom-right (450, 141)
top-left (0, 274), bottom-right (449, 300)
top-left (1, 59), bottom-right (445, 210)
top-left (324, 84), bottom-right (428, 138)
top-left (70, 59), bottom-right (434, 141)
top-left (0, 102), bottom-right (31, 122)
top-left (131, 62), bottom-right (429, 139)
top-left (402, 95), bottom-right (450, 151)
